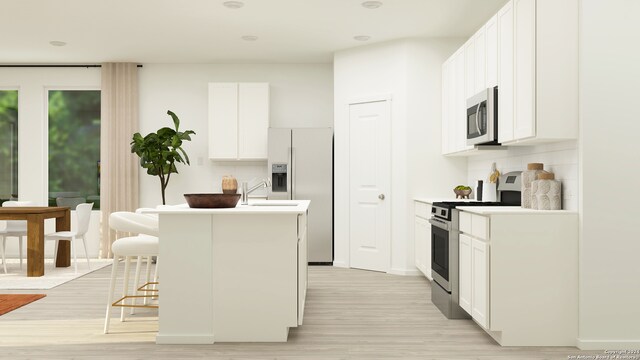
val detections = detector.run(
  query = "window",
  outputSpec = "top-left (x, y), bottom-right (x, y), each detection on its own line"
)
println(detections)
top-left (0, 90), bottom-right (18, 205)
top-left (48, 90), bottom-right (101, 209)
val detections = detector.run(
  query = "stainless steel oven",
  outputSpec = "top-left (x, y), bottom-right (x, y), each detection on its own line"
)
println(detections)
top-left (429, 216), bottom-right (451, 292)
top-left (466, 86), bottom-right (498, 146)
top-left (429, 203), bottom-right (468, 319)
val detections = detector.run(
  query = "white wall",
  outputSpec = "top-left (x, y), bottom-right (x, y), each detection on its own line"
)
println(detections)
top-left (578, 0), bottom-right (640, 349)
top-left (467, 141), bottom-right (579, 210)
top-left (137, 64), bottom-right (333, 207)
top-left (334, 39), bottom-right (467, 274)
top-left (0, 67), bottom-right (102, 258)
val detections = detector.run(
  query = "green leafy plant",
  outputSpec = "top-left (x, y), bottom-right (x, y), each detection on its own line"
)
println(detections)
top-left (131, 110), bottom-right (195, 205)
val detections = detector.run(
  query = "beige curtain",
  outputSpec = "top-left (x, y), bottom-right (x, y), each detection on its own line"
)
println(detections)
top-left (100, 63), bottom-right (139, 258)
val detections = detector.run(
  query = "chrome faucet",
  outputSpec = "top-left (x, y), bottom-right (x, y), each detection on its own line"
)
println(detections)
top-left (241, 178), bottom-right (272, 205)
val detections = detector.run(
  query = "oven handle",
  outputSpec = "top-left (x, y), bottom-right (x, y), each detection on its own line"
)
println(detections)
top-left (428, 217), bottom-right (451, 231)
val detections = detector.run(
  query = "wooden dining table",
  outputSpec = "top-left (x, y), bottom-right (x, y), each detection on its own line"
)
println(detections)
top-left (0, 207), bottom-right (71, 277)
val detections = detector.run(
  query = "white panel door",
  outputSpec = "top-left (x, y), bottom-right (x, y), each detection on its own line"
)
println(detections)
top-left (472, 238), bottom-right (490, 329)
top-left (349, 100), bottom-right (391, 273)
top-left (486, 14), bottom-right (499, 88)
top-left (459, 233), bottom-right (472, 314)
top-left (498, 0), bottom-right (515, 143)
top-left (238, 83), bottom-right (269, 159)
top-left (514, 0), bottom-right (536, 140)
top-left (209, 83), bottom-right (238, 159)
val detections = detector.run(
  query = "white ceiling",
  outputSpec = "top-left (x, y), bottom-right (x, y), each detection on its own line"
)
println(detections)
top-left (2, 0), bottom-right (507, 64)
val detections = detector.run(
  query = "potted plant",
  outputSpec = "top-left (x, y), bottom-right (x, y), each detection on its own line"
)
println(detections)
top-left (131, 110), bottom-right (195, 205)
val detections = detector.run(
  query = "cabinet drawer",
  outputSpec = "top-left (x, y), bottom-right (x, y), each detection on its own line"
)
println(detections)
top-left (471, 215), bottom-right (489, 240)
top-left (460, 211), bottom-right (472, 234)
top-left (415, 201), bottom-right (431, 219)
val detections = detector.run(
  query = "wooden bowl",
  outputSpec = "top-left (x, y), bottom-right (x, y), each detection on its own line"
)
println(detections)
top-left (184, 193), bottom-right (241, 208)
top-left (453, 189), bottom-right (472, 199)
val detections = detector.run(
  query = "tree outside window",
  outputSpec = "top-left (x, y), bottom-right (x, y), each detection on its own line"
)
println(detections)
top-left (48, 90), bottom-right (101, 209)
top-left (0, 90), bottom-right (18, 205)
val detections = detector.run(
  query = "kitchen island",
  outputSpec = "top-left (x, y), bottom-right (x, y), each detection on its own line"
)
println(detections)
top-left (141, 200), bottom-right (309, 344)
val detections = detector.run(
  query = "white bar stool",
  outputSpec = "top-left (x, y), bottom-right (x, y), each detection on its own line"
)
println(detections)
top-left (104, 212), bottom-right (159, 334)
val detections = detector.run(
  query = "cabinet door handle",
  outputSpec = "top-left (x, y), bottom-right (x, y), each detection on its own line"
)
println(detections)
top-left (378, 194), bottom-right (385, 200)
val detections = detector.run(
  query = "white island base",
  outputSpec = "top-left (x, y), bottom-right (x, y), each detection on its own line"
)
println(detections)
top-left (145, 201), bottom-right (309, 344)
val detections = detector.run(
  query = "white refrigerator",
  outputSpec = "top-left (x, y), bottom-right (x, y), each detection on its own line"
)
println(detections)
top-left (268, 128), bottom-right (333, 263)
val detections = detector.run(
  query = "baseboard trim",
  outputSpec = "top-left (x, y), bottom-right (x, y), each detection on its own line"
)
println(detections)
top-left (332, 260), bottom-right (348, 268)
top-left (577, 339), bottom-right (640, 350)
top-left (388, 268), bottom-right (422, 276)
top-left (156, 334), bottom-right (215, 345)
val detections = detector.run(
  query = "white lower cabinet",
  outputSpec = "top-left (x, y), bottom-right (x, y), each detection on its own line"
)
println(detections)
top-left (414, 201), bottom-right (432, 279)
top-left (459, 223), bottom-right (490, 330)
top-left (297, 212), bottom-right (308, 325)
top-left (458, 234), bottom-right (472, 313)
top-left (471, 238), bottom-right (489, 329)
top-left (457, 209), bottom-right (578, 346)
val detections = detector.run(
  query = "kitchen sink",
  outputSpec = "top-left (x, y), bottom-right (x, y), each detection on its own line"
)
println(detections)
top-left (248, 201), bottom-right (298, 207)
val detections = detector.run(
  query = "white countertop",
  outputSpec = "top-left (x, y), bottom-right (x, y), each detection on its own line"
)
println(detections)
top-left (140, 200), bottom-right (310, 215)
top-left (457, 206), bottom-right (577, 215)
top-left (414, 197), bottom-right (476, 204)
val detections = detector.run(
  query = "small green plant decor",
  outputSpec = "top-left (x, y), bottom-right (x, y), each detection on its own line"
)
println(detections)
top-left (131, 110), bottom-right (196, 205)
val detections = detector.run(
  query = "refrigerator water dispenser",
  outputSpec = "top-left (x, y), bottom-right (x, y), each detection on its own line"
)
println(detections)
top-left (271, 163), bottom-right (287, 192)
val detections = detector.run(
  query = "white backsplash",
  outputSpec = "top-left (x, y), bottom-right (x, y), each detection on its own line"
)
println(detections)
top-left (208, 162), bottom-right (269, 197)
top-left (467, 141), bottom-right (578, 210)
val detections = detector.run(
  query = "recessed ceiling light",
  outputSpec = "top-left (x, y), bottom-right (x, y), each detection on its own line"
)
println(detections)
top-left (353, 35), bottom-right (371, 41)
top-left (361, 1), bottom-right (383, 9)
top-left (223, 1), bottom-right (244, 9)
top-left (49, 41), bottom-right (67, 47)
top-left (241, 35), bottom-right (258, 41)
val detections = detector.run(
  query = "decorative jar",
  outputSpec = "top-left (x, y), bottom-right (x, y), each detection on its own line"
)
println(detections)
top-left (221, 175), bottom-right (238, 194)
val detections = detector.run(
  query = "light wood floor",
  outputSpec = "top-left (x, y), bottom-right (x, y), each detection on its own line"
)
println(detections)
top-left (0, 264), bottom-right (598, 359)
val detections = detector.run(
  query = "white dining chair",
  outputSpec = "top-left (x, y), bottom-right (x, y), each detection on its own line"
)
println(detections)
top-left (45, 202), bottom-right (94, 273)
top-left (0, 201), bottom-right (36, 274)
top-left (104, 211), bottom-right (159, 334)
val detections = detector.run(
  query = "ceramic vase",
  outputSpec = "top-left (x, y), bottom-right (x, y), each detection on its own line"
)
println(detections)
top-left (521, 163), bottom-right (547, 208)
top-left (532, 172), bottom-right (562, 210)
top-left (221, 175), bottom-right (238, 194)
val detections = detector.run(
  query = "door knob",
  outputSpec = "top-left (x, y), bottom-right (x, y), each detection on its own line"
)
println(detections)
top-left (378, 194), bottom-right (385, 200)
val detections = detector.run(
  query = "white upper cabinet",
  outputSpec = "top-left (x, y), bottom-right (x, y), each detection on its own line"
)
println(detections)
top-left (442, 14), bottom-right (497, 155)
top-left (454, 50), bottom-right (470, 152)
top-left (464, 39), bottom-right (476, 100)
top-left (238, 83), bottom-right (269, 159)
top-left (441, 58), bottom-right (452, 154)
top-left (209, 83), bottom-right (239, 159)
top-left (514, 0), bottom-right (536, 140)
top-left (505, 0), bottom-right (579, 144)
top-left (498, 1), bottom-right (515, 143)
top-left (485, 15), bottom-right (498, 88)
top-left (473, 27), bottom-right (486, 95)
top-left (442, 0), bottom-right (578, 154)
top-left (208, 82), bottom-right (270, 160)
top-left (442, 49), bottom-right (470, 155)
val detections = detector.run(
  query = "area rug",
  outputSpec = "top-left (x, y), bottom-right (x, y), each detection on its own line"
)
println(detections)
top-left (0, 259), bottom-right (111, 290)
top-left (0, 294), bottom-right (46, 316)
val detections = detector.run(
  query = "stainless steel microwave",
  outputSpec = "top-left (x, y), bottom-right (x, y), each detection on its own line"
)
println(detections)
top-left (466, 86), bottom-right (498, 146)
